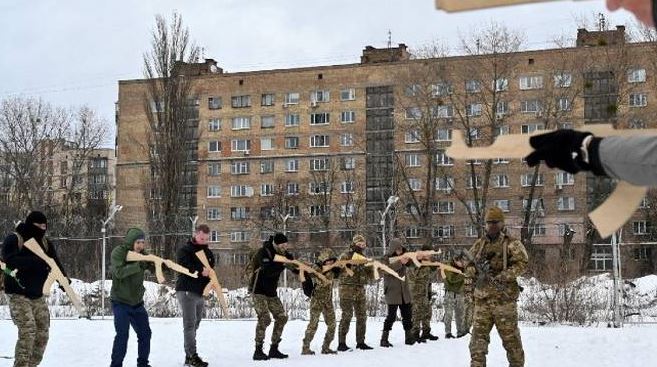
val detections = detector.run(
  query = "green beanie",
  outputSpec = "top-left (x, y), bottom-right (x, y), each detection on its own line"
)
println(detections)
top-left (124, 228), bottom-right (145, 246)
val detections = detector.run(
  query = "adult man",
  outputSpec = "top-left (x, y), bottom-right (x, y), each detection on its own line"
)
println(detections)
top-left (408, 244), bottom-right (439, 343)
top-left (249, 232), bottom-right (294, 361)
top-left (110, 228), bottom-right (153, 367)
top-left (380, 238), bottom-right (415, 347)
top-left (2, 211), bottom-right (64, 367)
top-left (443, 254), bottom-right (467, 339)
top-left (337, 234), bottom-right (374, 351)
top-left (176, 224), bottom-right (214, 367)
top-left (301, 248), bottom-right (340, 355)
top-left (468, 207), bottom-right (528, 367)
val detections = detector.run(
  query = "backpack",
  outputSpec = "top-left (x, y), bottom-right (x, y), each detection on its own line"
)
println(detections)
top-left (242, 237), bottom-right (273, 291)
top-left (302, 277), bottom-right (314, 298)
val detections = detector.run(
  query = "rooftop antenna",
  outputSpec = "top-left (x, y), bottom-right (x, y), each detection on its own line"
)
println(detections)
top-left (598, 13), bottom-right (606, 31)
top-left (387, 29), bottom-right (392, 49)
top-left (476, 38), bottom-right (481, 54)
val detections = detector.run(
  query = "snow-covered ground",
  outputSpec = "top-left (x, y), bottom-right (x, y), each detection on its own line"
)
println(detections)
top-left (0, 318), bottom-right (655, 367)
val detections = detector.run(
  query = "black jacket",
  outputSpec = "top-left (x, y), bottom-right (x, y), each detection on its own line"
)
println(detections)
top-left (175, 239), bottom-right (215, 296)
top-left (1, 223), bottom-right (65, 299)
top-left (250, 240), bottom-right (294, 297)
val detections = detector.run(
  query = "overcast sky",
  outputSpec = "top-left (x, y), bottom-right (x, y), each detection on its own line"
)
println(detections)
top-left (0, 0), bottom-right (637, 144)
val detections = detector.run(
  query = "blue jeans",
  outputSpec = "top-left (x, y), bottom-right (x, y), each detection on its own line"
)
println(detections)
top-left (111, 301), bottom-right (151, 367)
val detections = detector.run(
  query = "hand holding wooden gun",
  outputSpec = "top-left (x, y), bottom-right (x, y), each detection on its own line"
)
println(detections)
top-left (389, 250), bottom-right (442, 267)
top-left (321, 259), bottom-right (369, 276)
top-left (351, 253), bottom-right (405, 281)
top-left (126, 251), bottom-right (198, 284)
top-left (273, 255), bottom-right (329, 283)
top-left (195, 250), bottom-right (229, 317)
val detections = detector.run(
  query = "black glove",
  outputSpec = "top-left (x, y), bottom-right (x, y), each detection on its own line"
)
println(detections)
top-left (332, 267), bottom-right (341, 277)
top-left (525, 130), bottom-right (592, 174)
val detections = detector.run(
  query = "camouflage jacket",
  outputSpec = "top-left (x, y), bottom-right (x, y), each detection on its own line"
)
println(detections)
top-left (338, 247), bottom-right (373, 288)
top-left (467, 232), bottom-right (528, 301)
top-left (311, 264), bottom-right (337, 303)
top-left (407, 266), bottom-right (435, 300)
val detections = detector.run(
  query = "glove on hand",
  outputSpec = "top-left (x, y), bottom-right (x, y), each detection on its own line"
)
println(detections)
top-left (525, 130), bottom-right (593, 174)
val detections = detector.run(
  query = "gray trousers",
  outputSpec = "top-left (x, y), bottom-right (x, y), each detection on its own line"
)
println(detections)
top-left (176, 291), bottom-right (205, 356)
top-left (444, 290), bottom-right (465, 335)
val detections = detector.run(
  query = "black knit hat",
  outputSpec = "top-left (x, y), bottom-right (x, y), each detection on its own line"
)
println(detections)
top-left (26, 211), bottom-right (47, 225)
top-left (273, 232), bottom-right (288, 245)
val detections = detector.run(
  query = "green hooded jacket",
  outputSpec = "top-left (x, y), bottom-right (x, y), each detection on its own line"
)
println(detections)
top-left (110, 228), bottom-right (149, 306)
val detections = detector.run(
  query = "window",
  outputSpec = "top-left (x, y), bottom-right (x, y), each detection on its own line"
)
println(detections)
top-left (208, 163), bottom-right (221, 176)
top-left (207, 185), bottom-right (221, 198)
top-left (405, 130), bottom-right (420, 143)
top-left (261, 184), bottom-right (274, 196)
top-left (519, 75), bottom-right (544, 90)
top-left (208, 141), bottom-right (221, 153)
top-left (405, 84), bottom-right (421, 97)
top-left (521, 123), bottom-right (545, 134)
top-left (340, 88), bottom-right (356, 101)
top-left (467, 175), bottom-right (482, 189)
top-left (521, 173), bottom-right (544, 186)
top-left (435, 128), bottom-right (452, 141)
top-left (436, 176), bottom-right (454, 191)
top-left (433, 225), bottom-right (454, 238)
top-left (408, 178), bottom-right (422, 191)
top-left (466, 80), bottom-right (481, 93)
top-left (558, 97), bottom-right (572, 111)
top-left (341, 157), bottom-right (356, 170)
top-left (231, 116), bottom-right (251, 130)
top-left (285, 113), bottom-right (300, 127)
top-left (633, 221), bottom-right (650, 235)
top-left (208, 119), bottom-right (221, 131)
top-left (466, 103), bottom-right (482, 117)
top-left (493, 157), bottom-right (509, 164)
top-left (309, 205), bottom-right (329, 217)
top-left (340, 133), bottom-right (354, 147)
top-left (405, 153), bottom-right (421, 167)
top-left (532, 223), bottom-right (547, 236)
top-left (406, 227), bottom-right (420, 239)
top-left (286, 205), bottom-right (300, 217)
top-left (230, 185), bottom-right (254, 198)
top-left (433, 105), bottom-right (454, 118)
top-left (285, 136), bottom-right (299, 149)
top-left (405, 107), bottom-right (422, 119)
top-left (520, 100), bottom-right (542, 113)
top-left (494, 78), bottom-right (508, 91)
top-left (260, 160), bottom-right (274, 174)
top-left (310, 112), bottom-right (330, 125)
top-left (466, 224), bottom-right (479, 238)
top-left (406, 204), bottom-right (420, 215)
top-left (433, 201), bottom-right (454, 214)
top-left (261, 93), bottom-right (275, 106)
top-left (341, 111), bottom-right (356, 123)
top-left (230, 161), bottom-right (250, 175)
top-left (494, 199), bottom-right (511, 212)
top-left (309, 181), bottom-right (329, 195)
top-left (523, 198), bottom-right (545, 212)
top-left (231, 139), bottom-right (251, 152)
top-left (554, 73), bottom-right (572, 88)
top-left (493, 174), bottom-right (510, 188)
top-left (260, 137), bottom-right (274, 150)
top-left (311, 90), bottom-right (330, 103)
top-left (284, 92), bottom-right (300, 105)
top-left (286, 159), bottom-right (299, 172)
top-left (628, 68), bottom-right (646, 83)
top-left (495, 125), bottom-right (510, 137)
top-left (468, 127), bottom-right (480, 140)
top-left (230, 231), bottom-right (251, 242)
top-left (310, 158), bottom-right (330, 171)
top-left (208, 97), bottom-right (222, 110)
top-left (634, 246), bottom-right (652, 260)
top-left (286, 182), bottom-right (299, 195)
top-left (210, 231), bottom-right (220, 243)
top-left (630, 119), bottom-right (646, 129)
top-left (640, 196), bottom-right (650, 209)
top-left (557, 197), bottom-right (575, 211)
top-left (466, 200), bottom-right (482, 213)
top-left (230, 207), bottom-right (251, 220)
top-left (207, 208), bottom-right (221, 220)
top-left (436, 150), bottom-right (453, 166)
top-left (590, 245), bottom-right (612, 271)
top-left (231, 95), bottom-right (251, 108)
top-left (555, 171), bottom-right (575, 187)
top-left (340, 204), bottom-right (355, 218)
top-left (340, 181), bottom-right (355, 193)
top-left (629, 93), bottom-right (648, 107)
top-left (496, 101), bottom-right (509, 115)
top-left (310, 135), bottom-right (330, 147)
top-left (260, 115), bottom-right (275, 128)
top-left (431, 82), bottom-right (453, 97)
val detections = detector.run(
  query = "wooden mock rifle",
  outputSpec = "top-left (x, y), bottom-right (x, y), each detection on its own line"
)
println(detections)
top-left (22, 239), bottom-right (87, 317)
top-left (321, 259), bottom-right (370, 277)
top-left (389, 250), bottom-right (442, 267)
top-left (195, 250), bottom-right (229, 318)
top-left (125, 251), bottom-right (198, 284)
top-left (273, 255), bottom-right (329, 284)
top-left (435, 0), bottom-right (589, 12)
top-left (0, 259), bottom-right (23, 288)
top-left (419, 261), bottom-right (464, 275)
top-left (351, 252), bottom-right (405, 281)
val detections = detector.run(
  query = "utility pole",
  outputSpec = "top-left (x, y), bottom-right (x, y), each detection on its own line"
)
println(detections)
top-left (101, 204), bottom-right (122, 319)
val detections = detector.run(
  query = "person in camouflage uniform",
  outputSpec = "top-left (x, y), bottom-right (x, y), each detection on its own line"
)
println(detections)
top-left (408, 244), bottom-right (438, 343)
top-left (468, 207), bottom-right (528, 367)
top-left (463, 264), bottom-right (475, 333)
top-left (443, 254), bottom-right (467, 339)
top-left (301, 248), bottom-right (341, 355)
top-left (337, 234), bottom-right (374, 351)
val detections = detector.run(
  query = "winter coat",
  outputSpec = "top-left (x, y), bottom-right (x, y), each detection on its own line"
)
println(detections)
top-left (110, 229), bottom-right (151, 306)
top-left (444, 260), bottom-right (465, 294)
top-left (596, 135), bottom-right (657, 186)
top-left (338, 245), bottom-right (373, 288)
top-left (250, 240), bottom-right (294, 297)
top-left (175, 239), bottom-right (215, 296)
top-left (1, 223), bottom-right (65, 299)
top-left (382, 240), bottom-right (412, 305)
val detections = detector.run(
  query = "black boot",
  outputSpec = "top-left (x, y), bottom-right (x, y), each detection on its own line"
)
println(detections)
top-left (456, 331), bottom-right (469, 338)
top-left (421, 330), bottom-right (439, 341)
top-left (337, 342), bottom-right (351, 352)
top-left (380, 330), bottom-right (393, 348)
top-left (445, 333), bottom-right (455, 339)
top-left (356, 342), bottom-right (373, 350)
top-left (253, 345), bottom-right (269, 361)
top-left (185, 353), bottom-right (209, 367)
top-left (268, 343), bottom-right (289, 359)
top-left (404, 329), bottom-right (416, 345)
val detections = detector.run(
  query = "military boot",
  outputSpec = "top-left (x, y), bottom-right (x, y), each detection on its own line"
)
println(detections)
top-left (337, 342), bottom-right (351, 352)
top-left (268, 343), bottom-right (288, 359)
top-left (421, 330), bottom-right (439, 341)
top-left (405, 329), bottom-right (417, 345)
top-left (301, 345), bottom-right (315, 355)
top-left (355, 342), bottom-right (373, 350)
top-left (253, 344), bottom-right (269, 361)
top-left (380, 330), bottom-right (393, 348)
top-left (321, 345), bottom-right (338, 354)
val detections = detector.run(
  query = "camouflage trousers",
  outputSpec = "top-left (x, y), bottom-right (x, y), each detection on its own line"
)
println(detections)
top-left (443, 290), bottom-right (466, 335)
top-left (463, 292), bottom-right (474, 332)
top-left (252, 294), bottom-right (288, 347)
top-left (9, 295), bottom-right (50, 367)
top-left (469, 298), bottom-right (524, 367)
top-left (338, 285), bottom-right (367, 344)
top-left (302, 297), bottom-right (336, 350)
top-left (411, 294), bottom-right (432, 335)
